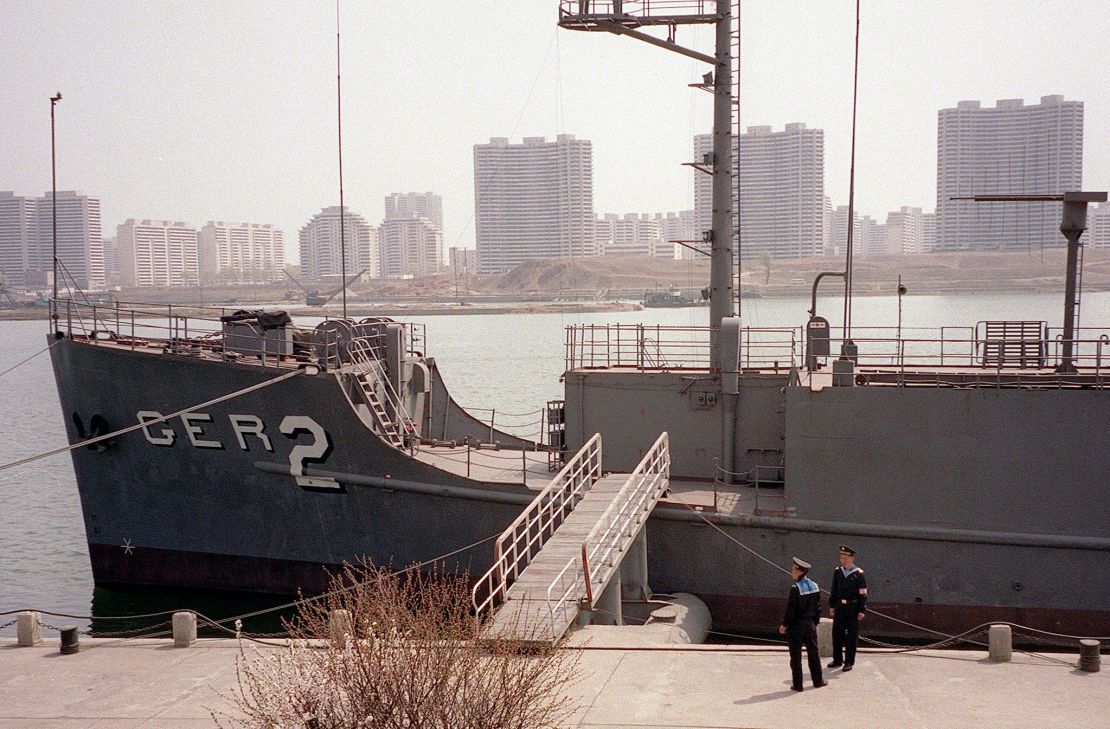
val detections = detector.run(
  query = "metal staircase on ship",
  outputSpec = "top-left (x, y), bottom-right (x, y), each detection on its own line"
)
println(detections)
top-left (347, 338), bottom-right (416, 451)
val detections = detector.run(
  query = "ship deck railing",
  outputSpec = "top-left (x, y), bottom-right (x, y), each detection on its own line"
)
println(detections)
top-left (413, 441), bottom-right (554, 486)
top-left (558, 1), bottom-right (719, 29)
top-left (565, 322), bottom-right (1110, 386)
top-left (47, 298), bottom-right (424, 373)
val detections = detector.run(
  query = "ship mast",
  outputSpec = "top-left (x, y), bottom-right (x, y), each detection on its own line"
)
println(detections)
top-left (559, 1), bottom-right (737, 367)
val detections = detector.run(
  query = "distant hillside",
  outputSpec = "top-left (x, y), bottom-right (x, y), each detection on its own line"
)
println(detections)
top-left (471, 249), bottom-right (1110, 296)
top-left (85, 248), bottom-right (1110, 310)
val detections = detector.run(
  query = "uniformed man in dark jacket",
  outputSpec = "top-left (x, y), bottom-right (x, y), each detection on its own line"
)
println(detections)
top-left (828, 544), bottom-right (868, 671)
top-left (778, 557), bottom-right (827, 692)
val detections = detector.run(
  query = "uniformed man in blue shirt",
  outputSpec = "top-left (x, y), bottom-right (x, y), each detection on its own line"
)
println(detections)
top-left (828, 544), bottom-right (868, 671)
top-left (779, 557), bottom-right (827, 692)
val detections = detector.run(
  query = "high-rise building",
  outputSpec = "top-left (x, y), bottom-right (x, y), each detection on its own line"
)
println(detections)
top-left (595, 213), bottom-right (672, 258)
top-left (384, 192), bottom-right (443, 233)
top-left (695, 123), bottom-right (825, 260)
top-left (860, 215), bottom-right (886, 256)
top-left (828, 205), bottom-right (863, 257)
top-left (653, 211), bottom-right (696, 260)
top-left (822, 195), bottom-right (833, 255)
top-left (447, 246), bottom-right (477, 272)
top-left (31, 191), bottom-right (103, 290)
top-left (473, 135), bottom-right (594, 273)
top-left (0, 192), bottom-right (36, 287)
top-left (936, 95), bottom-right (1083, 252)
top-left (692, 134), bottom-right (715, 257)
top-left (379, 217), bottom-right (443, 277)
top-left (102, 236), bottom-right (120, 283)
top-left (117, 219), bottom-right (199, 288)
top-left (1089, 203), bottom-right (1110, 249)
top-left (198, 222), bottom-right (285, 283)
top-left (922, 212), bottom-right (937, 252)
top-left (299, 206), bottom-right (377, 281)
top-left (884, 207), bottom-right (925, 255)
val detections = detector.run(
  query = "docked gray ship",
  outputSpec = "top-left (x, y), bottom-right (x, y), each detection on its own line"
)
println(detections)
top-left (48, 2), bottom-right (1109, 641)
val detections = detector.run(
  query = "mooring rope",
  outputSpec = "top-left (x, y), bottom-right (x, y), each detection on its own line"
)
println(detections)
top-left (667, 494), bottom-right (1109, 652)
top-left (0, 367), bottom-right (304, 473)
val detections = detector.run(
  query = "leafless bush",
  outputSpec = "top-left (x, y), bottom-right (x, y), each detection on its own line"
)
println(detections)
top-left (213, 560), bottom-right (578, 728)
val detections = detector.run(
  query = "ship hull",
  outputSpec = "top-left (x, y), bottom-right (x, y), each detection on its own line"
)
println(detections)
top-left (83, 525), bottom-right (1110, 640)
top-left (50, 337), bottom-right (1110, 641)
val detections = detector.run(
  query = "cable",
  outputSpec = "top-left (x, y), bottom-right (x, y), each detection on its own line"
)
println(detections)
top-left (669, 495), bottom-right (790, 577)
top-left (450, 27), bottom-right (559, 254)
top-left (667, 494), bottom-right (1109, 650)
top-left (0, 339), bottom-right (59, 380)
top-left (2, 530), bottom-right (505, 645)
top-left (0, 367), bottom-right (304, 473)
top-left (172, 530), bottom-right (503, 630)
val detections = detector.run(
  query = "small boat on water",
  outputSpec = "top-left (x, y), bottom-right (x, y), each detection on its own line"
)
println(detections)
top-left (641, 289), bottom-right (706, 308)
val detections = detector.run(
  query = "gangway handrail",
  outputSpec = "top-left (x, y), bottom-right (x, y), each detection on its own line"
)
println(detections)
top-left (347, 337), bottom-right (417, 450)
top-left (472, 433), bottom-right (603, 617)
top-left (545, 432), bottom-right (669, 636)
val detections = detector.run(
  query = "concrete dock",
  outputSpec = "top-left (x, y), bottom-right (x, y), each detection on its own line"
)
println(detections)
top-left (0, 638), bottom-right (1104, 728)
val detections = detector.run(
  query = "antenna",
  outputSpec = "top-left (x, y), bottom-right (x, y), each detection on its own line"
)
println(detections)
top-left (336, 0), bottom-right (348, 319)
top-left (952, 191), bottom-right (1107, 373)
top-left (50, 92), bottom-right (62, 306)
top-left (841, 0), bottom-right (861, 353)
top-left (807, 0), bottom-right (862, 369)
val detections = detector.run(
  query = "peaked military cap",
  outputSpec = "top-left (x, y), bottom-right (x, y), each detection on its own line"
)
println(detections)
top-left (839, 545), bottom-right (856, 556)
top-left (792, 557), bottom-right (811, 570)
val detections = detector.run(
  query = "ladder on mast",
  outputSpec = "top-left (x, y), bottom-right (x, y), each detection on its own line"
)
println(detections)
top-left (558, 0), bottom-right (739, 355)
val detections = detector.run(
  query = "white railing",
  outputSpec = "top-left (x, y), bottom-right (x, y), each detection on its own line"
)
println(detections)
top-left (347, 337), bottom-right (417, 447)
top-left (566, 321), bottom-right (1110, 380)
top-left (472, 433), bottom-right (603, 617)
top-left (545, 432), bottom-right (670, 631)
top-left (50, 298), bottom-right (345, 369)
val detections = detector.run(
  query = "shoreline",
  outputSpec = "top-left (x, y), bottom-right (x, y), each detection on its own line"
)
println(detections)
top-left (2, 285), bottom-right (1106, 322)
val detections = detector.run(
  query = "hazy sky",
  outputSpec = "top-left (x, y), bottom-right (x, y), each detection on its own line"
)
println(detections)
top-left (3, 1), bottom-right (1108, 263)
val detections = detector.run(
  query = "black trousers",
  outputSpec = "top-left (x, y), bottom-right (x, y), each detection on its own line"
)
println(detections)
top-left (788, 623), bottom-right (823, 688)
top-left (832, 607), bottom-right (860, 665)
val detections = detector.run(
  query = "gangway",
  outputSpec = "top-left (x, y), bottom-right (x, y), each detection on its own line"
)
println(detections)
top-left (472, 432), bottom-right (670, 643)
top-left (347, 337), bottom-right (416, 450)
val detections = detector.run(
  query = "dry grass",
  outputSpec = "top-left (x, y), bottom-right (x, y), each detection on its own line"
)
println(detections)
top-left (213, 561), bottom-right (579, 729)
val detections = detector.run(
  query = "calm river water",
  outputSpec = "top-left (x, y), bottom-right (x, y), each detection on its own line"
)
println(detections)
top-left (2, 291), bottom-right (1108, 635)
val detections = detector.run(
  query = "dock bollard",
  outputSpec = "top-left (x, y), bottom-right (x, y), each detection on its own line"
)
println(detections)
top-left (59, 626), bottom-right (80, 655)
top-left (988, 624), bottom-right (1012, 662)
top-left (173, 612), bottom-right (197, 648)
top-left (16, 611), bottom-right (42, 646)
top-left (817, 618), bottom-right (833, 657)
top-left (1078, 639), bottom-right (1101, 673)
top-left (329, 609), bottom-right (352, 641)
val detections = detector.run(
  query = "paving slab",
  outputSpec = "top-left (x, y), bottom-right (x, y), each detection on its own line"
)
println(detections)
top-left (0, 638), bottom-right (1104, 728)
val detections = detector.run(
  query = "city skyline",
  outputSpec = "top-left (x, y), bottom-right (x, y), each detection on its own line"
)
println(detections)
top-left (2, 2), bottom-right (1106, 268)
top-left (0, 87), bottom-right (1099, 291)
